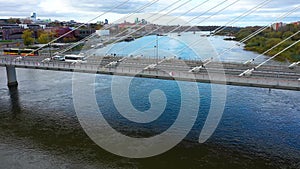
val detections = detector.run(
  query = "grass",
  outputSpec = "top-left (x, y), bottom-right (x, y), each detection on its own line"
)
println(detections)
top-left (0, 40), bottom-right (14, 43)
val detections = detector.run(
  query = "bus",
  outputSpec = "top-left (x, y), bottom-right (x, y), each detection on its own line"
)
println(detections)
top-left (3, 48), bottom-right (39, 56)
top-left (64, 54), bottom-right (86, 63)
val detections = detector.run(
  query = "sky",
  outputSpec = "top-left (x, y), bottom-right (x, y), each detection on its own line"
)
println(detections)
top-left (0, 0), bottom-right (299, 26)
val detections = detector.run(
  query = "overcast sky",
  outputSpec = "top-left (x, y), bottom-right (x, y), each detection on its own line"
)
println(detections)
top-left (0, 0), bottom-right (299, 26)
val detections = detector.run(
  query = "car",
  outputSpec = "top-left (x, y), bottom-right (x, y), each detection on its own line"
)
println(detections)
top-left (14, 56), bottom-right (23, 62)
top-left (105, 61), bottom-right (119, 68)
top-left (42, 58), bottom-right (51, 63)
top-left (189, 65), bottom-right (205, 73)
top-left (144, 64), bottom-right (158, 71)
top-left (51, 55), bottom-right (65, 61)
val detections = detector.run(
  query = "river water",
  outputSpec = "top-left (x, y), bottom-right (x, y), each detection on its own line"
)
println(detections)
top-left (0, 33), bottom-right (299, 169)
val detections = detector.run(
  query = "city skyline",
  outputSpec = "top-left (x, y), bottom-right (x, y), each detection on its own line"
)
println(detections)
top-left (0, 0), bottom-right (299, 26)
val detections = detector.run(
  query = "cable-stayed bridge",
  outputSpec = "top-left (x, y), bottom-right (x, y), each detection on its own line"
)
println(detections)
top-left (1, 0), bottom-right (299, 91)
top-left (1, 54), bottom-right (299, 91)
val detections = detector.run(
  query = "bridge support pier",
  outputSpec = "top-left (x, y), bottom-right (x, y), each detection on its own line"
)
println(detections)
top-left (6, 65), bottom-right (18, 87)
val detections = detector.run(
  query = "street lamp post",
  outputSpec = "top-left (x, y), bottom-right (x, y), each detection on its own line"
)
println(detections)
top-left (155, 34), bottom-right (158, 64)
top-left (49, 43), bottom-right (52, 57)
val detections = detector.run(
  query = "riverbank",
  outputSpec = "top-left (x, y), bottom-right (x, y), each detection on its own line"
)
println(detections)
top-left (223, 24), bottom-right (300, 62)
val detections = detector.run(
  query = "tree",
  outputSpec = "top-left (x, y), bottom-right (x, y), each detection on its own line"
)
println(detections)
top-left (90, 23), bottom-right (103, 30)
top-left (265, 38), bottom-right (281, 48)
top-left (37, 31), bottom-right (53, 44)
top-left (282, 31), bottom-right (294, 39)
top-left (7, 18), bottom-right (21, 24)
top-left (22, 29), bottom-right (34, 46)
top-left (236, 29), bottom-right (253, 40)
top-left (63, 37), bottom-right (76, 43)
top-left (235, 25), bottom-right (300, 62)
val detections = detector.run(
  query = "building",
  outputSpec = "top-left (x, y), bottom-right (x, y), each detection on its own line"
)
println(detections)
top-left (96, 30), bottom-right (110, 36)
top-left (118, 22), bottom-right (135, 29)
top-left (141, 19), bottom-right (147, 24)
top-left (47, 27), bottom-right (74, 38)
top-left (0, 19), bottom-right (7, 24)
top-left (30, 12), bottom-right (37, 22)
top-left (292, 21), bottom-right (300, 26)
top-left (74, 29), bottom-right (96, 39)
top-left (271, 21), bottom-right (300, 31)
top-left (271, 22), bottom-right (286, 31)
top-left (0, 24), bottom-right (24, 40)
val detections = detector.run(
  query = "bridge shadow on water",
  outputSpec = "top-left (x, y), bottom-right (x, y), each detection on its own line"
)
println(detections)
top-left (8, 86), bottom-right (21, 117)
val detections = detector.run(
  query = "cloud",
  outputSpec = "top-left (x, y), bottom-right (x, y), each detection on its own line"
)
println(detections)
top-left (70, 0), bottom-right (158, 14)
top-left (0, 0), bottom-right (299, 26)
top-left (168, 0), bottom-right (300, 26)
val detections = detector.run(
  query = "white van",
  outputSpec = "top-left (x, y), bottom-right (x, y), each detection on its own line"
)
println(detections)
top-left (64, 54), bottom-right (87, 63)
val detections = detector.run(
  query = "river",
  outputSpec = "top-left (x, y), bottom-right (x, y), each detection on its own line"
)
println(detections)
top-left (0, 33), bottom-right (299, 169)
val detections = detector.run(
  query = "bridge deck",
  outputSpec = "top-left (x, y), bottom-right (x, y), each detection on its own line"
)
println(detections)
top-left (0, 55), bottom-right (299, 91)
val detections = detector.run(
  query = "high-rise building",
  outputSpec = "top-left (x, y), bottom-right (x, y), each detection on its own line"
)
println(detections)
top-left (271, 22), bottom-right (286, 31)
top-left (141, 19), bottom-right (147, 24)
top-left (30, 12), bottom-right (37, 21)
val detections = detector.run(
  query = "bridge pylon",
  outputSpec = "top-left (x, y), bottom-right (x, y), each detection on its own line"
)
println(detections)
top-left (6, 65), bottom-right (18, 87)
